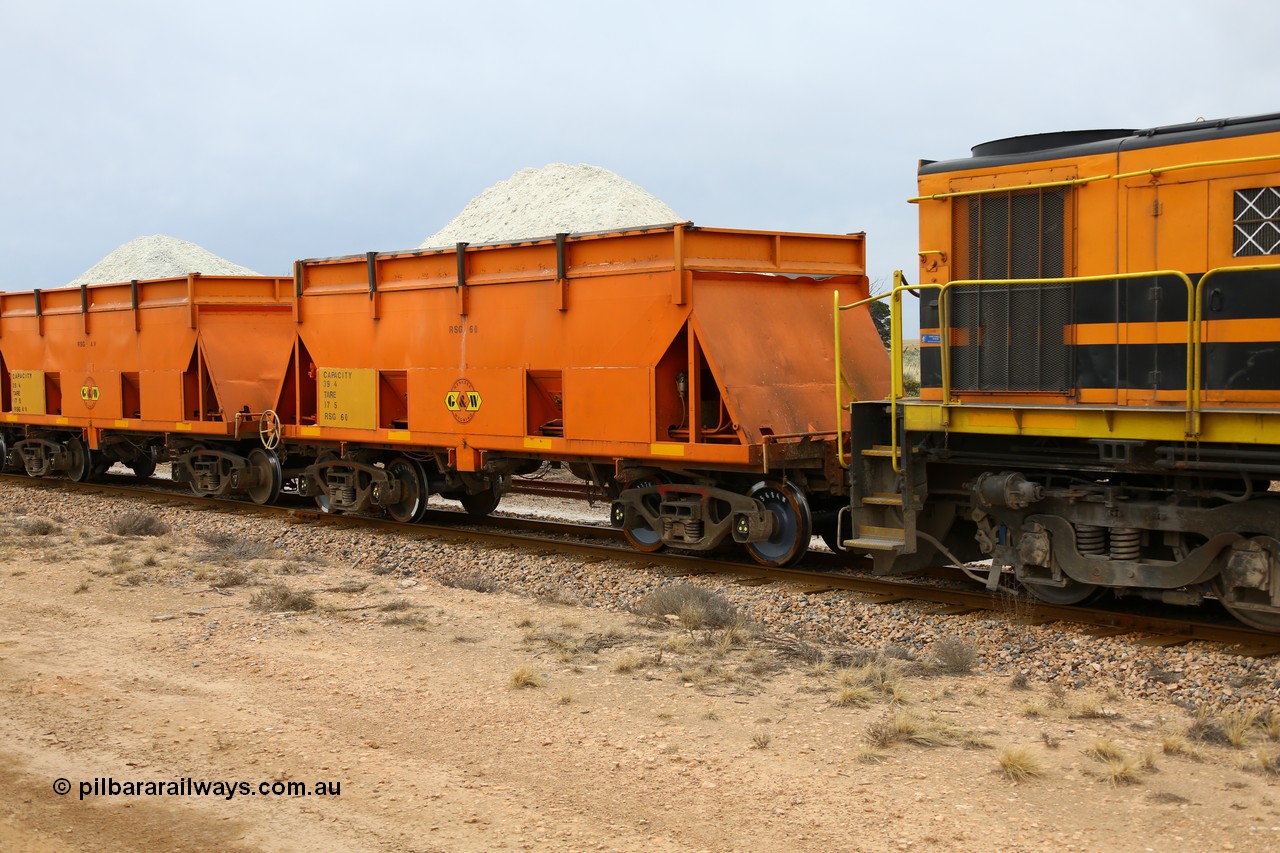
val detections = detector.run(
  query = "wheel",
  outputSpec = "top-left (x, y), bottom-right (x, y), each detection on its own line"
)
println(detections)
top-left (385, 458), bottom-right (428, 523)
top-left (130, 452), bottom-right (156, 480)
top-left (745, 480), bottom-right (813, 568)
top-left (0, 435), bottom-right (8, 472)
top-left (619, 477), bottom-right (665, 553)
top-left (312, 452), bottom-right (340, 513)
top-left (245, 448), bottom-right (283, 505)
top-left (1213, 578), bottom-right (1280, 632)
top-left (1212, 537), bottom-right (1280, 632)
top-left (1021, 577), bottom-right (1105, 605)
top-left (259, 409), bottom-right (282, 450)
top-left (182, 445), bottom-right (216, 498)
top-left (459, 486), bottom-right (501, 517)
top-left (65, 438), bottom-right (94, 483)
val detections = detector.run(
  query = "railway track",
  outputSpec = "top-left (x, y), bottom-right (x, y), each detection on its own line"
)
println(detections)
top-left (509, 476), bottom-right (606, 502)
top-left (5, 473), bottom-right (1279, 657)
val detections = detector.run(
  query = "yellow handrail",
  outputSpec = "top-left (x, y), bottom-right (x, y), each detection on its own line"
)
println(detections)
top-left (1113, 153), bottom-right (1280, 181)
top-left (909, 175), bottom-right (1111, 203)
top-left (836, 277), bottom-right (948, 472)
top-left (1191, 263), bottom-right (1280, 436)
top-left (911, 153), bottom-right (1280, 204)
top-left (838, 262), bottom-right (1277, 470)
top-left (834, 289), bottom-right (847, 466)
top-left (940, 271), bottom-right (1197, 436)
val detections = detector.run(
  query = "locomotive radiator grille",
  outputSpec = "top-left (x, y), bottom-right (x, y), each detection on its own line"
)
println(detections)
top-left (948, 187), bottom-right (1074, 392)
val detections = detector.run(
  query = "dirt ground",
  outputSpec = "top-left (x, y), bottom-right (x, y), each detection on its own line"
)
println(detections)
top-left (1, 512), bottom-right (1278, 853)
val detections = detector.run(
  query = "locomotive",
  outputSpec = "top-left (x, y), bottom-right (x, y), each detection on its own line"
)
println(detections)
top-left (839, 112), bottom-right (1280, 631)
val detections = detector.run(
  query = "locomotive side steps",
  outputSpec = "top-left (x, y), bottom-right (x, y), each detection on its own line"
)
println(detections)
top-left (843, 526), bottom-right (907, 552)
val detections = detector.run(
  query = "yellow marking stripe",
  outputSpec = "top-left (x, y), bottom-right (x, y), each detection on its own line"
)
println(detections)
top-left (650, 443), bottom-right (686, 457)
top-left (524, 437), bottom-right (553, 450)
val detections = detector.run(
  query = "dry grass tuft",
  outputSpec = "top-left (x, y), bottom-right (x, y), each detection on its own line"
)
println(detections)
top-left (833, 685), bottom-right (875, 708)
top-left (382, 613), bottom-right (429, 628)
top-left (750, 732), bottom-right (771, 750)
top-left (440, 570), bottom-right (502, 593)
top-left (509, 664), bottom-right (545, 689)
top-left (1085, 738), bottom-right (1126, 763)
top-left (848, 744), bottom-right (884, 764)
top-left (379, 598), bottom-right (413, 612)
top-left (249, 583), bottom-right (316, 612)
top-left (1101, 756), bottom-right (1145, 786)
top-left (1264, 709), bottom-right (1280, 742)
top-left (198, 531), bottom-right (277, 564)
top-left (1068, 696), bottom-right (1117, 720)
top-left (325, 579), bottom-right (369, 594)
top-left (1160, 733), bottom-right (1204, 762)
top-left (1009, 671), bottom-right (1030, 690)
top-left (21, 517), bottom-right (62, 536)
top-left (1222, 708), bottom-right (1259, 747)
top-left (211, 568), bottom-right (251, 589)
top-left (838, 658), bottom-right (907, 702)
top-left (996, 745), bottom-right (1044, 782)
top-left (612, 652), bottom-right (647, 674)
top-left (637, 584), bottom-right (741, 630)
top-left (1186, 709), bottom-right (1232, 746)
top-left (107, 511), bottom-right (170, 537)
top-left (863, 711), bottom-right (956, 749)
top-left (538, 586), bottom-right (581, 606)
top-left (929, 636), bottom-right (978, 674)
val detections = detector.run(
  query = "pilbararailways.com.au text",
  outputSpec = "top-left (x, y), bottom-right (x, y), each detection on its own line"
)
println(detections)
top-left (53, 777), bottom-right (342, 801)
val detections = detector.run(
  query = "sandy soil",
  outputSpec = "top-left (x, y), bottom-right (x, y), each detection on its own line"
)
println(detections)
top-left (1, 511), bottom-right (1278, 852)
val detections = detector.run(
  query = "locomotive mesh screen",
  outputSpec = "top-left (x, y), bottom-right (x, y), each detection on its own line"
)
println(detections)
top-left (1233, 187), bottom-right (1280, 257)
top-left (948, 282), bottom-right (1073, 391)
top-left (949, 187), bottom-right (1073, 391)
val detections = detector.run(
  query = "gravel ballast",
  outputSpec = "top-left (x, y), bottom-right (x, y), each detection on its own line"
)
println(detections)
top-left (2, 481), bottom-right (1276, 713)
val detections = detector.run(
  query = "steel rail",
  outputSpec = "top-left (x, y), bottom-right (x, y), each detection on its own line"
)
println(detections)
top-left (3, 473), bottom-right (1277, 656)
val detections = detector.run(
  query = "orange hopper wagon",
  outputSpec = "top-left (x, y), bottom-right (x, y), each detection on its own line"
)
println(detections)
top-left (290, 224), bottom-right (888, 565)
top-left (0, 275), bottom-right (295, 498)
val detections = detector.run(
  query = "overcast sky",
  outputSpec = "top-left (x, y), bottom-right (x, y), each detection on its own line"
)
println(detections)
top-left (1, 0), bottom-right (1274, 323)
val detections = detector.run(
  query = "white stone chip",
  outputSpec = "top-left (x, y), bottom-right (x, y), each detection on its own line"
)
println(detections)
top-left (420, 163), bottom-right (680, 249)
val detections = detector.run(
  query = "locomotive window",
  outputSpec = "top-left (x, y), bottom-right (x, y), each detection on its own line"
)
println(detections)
top-left (1233, 187), bottom-right (1280, 256)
